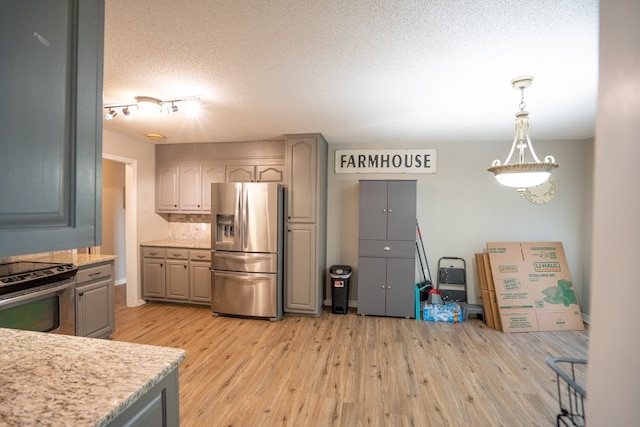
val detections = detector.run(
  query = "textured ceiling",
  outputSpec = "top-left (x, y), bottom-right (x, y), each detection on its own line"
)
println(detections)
top-left (102, 0), bottom-right (599, 145)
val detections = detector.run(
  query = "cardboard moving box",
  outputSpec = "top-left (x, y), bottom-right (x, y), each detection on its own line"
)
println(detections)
top-left (486, 242), bottom-right (584, 333)
top-left (474, 253), bottom-right (500, 330)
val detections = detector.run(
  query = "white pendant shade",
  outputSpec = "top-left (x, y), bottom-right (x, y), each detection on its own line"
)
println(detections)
top-left (494, 170), bottom-right (550, 188)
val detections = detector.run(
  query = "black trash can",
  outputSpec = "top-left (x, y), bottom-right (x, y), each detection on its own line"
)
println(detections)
top-left (330, 265), bottom-right (352, 314)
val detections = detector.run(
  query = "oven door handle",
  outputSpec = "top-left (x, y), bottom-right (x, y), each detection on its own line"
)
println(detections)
top-left (0, 279), bottom-right (75, 308)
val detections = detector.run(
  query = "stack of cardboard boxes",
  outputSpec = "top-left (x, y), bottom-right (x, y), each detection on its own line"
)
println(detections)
top-left (476, 242), bottom-right (584, 333)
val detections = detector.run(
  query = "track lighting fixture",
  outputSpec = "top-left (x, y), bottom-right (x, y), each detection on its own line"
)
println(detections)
top-left (103, 95), bottom-right (200, 120)
top-left (104, 109), bottom-right (117, 120)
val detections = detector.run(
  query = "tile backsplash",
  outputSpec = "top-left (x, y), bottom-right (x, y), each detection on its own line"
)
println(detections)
top-left (167, 214), bottom-right (211, 241)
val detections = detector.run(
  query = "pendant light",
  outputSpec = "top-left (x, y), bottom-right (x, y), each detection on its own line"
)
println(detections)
top-left (487, 76), bottom-right (559, 189)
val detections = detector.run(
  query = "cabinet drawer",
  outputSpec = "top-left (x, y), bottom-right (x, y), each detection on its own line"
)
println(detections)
top-left (358, 240), bottom-right (415, 258)
top-left (166, 249), bottom-right (189, 259)
top-left (77, 262), bottom-right (113, 284)
top-left (190, 250), bottom-right (211, 262)
top-left (142, 247), bottom-right (166, 258)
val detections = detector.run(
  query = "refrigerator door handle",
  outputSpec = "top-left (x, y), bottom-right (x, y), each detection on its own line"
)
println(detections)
top-left (237, 186), bottom-right (243, 249)
top-left (243, 185), bottom-right (249, 250)
top-left (215, 252), bottom-right (274, 261)
top-left (214, 271), bottom-right (273, 281)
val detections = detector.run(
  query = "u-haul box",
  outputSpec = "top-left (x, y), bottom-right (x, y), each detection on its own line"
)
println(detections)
top-left (487, 242), bottom-right (584, 333)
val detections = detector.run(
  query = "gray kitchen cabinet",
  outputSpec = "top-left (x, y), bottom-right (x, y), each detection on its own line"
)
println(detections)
top-left (156, 165), bottom-right (180, 211)
top-left (226, 164), bottom-right (285, 183)
top-left (142, 248), bottom-right (166, 298)
top-left (108, 368), bottom-right (180, 427)
top-left (76, 260), bottom-right (115, 339)
top-left (142, 246), bottom-right (212, 305)
top-left (286, 223), bottom-right (317, 313)
top-left (256, 165), bottom-right (286, 183)
top-left (178, 164), bottom-right (202, 211)
top-left (0, 0), bottom-right (104, 258)
top-left (226, 165), bottom-right (255, 182)
top-left (358, 180), bottom-right (416, 318)
top-left (284, 134), bottom-right (327, 316)
top-left (189, 250), bottom-right (211, 303)
top-left (202, 163), bottom-right (226, 211)
top-left (165, 249), bottom-right (190, 301)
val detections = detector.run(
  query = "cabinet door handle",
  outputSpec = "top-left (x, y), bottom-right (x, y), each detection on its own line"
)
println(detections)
top-left (172, 253), bottom-right (182, 257)
top-left (380, 285), bottom-right (385, 289)
top-left (184, 265), bottom-right (187, 269)
top-left (78, 292), bottom-right (84, 297)
top-left (383, 246), bottom-right (390, 251)
top-left (89, 272), bottom-right (101, 277)
top-left (388, 209), bottom-right (393, 213)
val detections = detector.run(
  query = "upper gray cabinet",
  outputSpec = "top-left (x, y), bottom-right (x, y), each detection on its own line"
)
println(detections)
top-left (0, 0), bottom-right (105, 257)
top-left (226, 164), bottom-right (285, 183)
top-left (154, 141), bottom-right (286, 214)
top-left (358, 180), bottom-right (417, 241)
top-left (285, 137), bottom-right (318, 223)
top-left (156, 162), bottom-right (225, 213)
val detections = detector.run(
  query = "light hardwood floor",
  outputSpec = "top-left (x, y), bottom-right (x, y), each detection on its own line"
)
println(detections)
top-left (112, 285), bottom-right (588, 426)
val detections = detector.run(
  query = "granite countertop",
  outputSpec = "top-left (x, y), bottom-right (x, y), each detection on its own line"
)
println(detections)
top-left (28, 253), bottom-right (118, 267)
top-left (0, 328), bottom-right (185, 427)
top-left (141, 239), bottom-right (211, 249)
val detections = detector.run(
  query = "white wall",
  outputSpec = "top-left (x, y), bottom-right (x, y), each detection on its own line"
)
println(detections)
top-left (587, 0), bottom-right (640, 423)
top-left (326, 138), bottom-right (594, 315)
top-left (102, 130), bottom-right (168, 243)
top-left (102, 129), bottom-right (168, 304)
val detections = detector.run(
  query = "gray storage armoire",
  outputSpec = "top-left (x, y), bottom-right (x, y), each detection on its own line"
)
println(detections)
top-left (357, 180), bottom-right (417, 318)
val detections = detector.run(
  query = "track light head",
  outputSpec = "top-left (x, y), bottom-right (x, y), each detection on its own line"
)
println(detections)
top-left (122, 106), bottom-right (131, 117)
top-left (104, 109), bottom-right (117, 120)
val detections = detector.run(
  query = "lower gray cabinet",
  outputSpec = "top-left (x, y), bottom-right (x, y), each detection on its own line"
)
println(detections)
top-left (165, 254), bottom-right (189, 301)
top-left (108, 367), bottom-right (180, 427)
top-left (189, 259), bottom-right (211, 303)
top-left (141, 246), bottom-right (211, 305)
top-left (76, 260), bottom-right (115, 339)
top-left (357, 257), bottom-right (415, 318)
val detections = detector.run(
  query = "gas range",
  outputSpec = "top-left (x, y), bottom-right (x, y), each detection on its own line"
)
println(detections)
top-left (0, 261), bottom-right (78, 296)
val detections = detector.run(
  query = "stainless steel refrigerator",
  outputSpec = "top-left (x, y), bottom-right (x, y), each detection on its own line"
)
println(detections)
top-left (210, 182), bottom-right (285, 320)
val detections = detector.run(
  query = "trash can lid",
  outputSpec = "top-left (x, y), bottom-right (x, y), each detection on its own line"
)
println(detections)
top-left (330, 265), bottom-right (351, 275)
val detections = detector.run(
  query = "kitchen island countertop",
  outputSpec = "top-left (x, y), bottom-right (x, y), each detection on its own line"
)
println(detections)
top-left (0, 328), bottom-right (185, 426)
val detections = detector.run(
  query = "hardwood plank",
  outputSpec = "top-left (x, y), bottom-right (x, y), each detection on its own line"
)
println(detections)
top-left (112, 285), bottom-right (588, 426)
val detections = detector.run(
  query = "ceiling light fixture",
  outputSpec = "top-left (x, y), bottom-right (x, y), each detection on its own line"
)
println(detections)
top-left (104, 108), bottom-right (117, 120)
top-left (135, 96), bottom-right (163, 113)
top-left (487, 76), bottom-right (559, 189)
top-left (103, 95), bottom-right (200, 120)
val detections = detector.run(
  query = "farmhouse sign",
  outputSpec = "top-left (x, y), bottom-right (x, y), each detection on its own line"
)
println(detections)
top-left (335, 149), bottom-right (437, 174)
